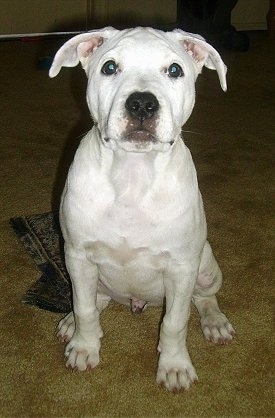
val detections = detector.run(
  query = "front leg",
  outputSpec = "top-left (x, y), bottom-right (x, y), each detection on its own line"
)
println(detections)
top-left (157, 263), bottom-right (198, 391)
top-left (62, 248), bottom-right (103, 371)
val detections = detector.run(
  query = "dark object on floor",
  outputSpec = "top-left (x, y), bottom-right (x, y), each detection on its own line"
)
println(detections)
top-left (220, 29), bottom-right (249, 51)
top-left (10, 212), bottom-right (71, 313)
top-left (37, 56), bottom-right (53, 70)
top-left (177, 0), bottom-right (249, 51)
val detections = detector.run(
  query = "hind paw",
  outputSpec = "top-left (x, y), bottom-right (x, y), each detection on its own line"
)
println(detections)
top-left (56, 312), bottom-right (75, 343)
top-left (201, 312), bottom-right (235, 344)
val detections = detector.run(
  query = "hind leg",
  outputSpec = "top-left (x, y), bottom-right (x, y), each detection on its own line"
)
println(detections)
top-left (192, 241), bottom-right (235, 344)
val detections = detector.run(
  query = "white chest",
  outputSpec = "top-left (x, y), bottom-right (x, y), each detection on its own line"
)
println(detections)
top-left (62, 138), bottom-right (204, 268)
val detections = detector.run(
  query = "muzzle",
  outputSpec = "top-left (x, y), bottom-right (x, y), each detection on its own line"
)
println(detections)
top-left (124, 91), bottom-right (159, 142)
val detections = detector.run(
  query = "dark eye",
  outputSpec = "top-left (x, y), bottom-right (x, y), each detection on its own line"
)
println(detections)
top-left (101, 60), bottom-right (118, 75)
top-left (167, 63), bottom-right (183, 78)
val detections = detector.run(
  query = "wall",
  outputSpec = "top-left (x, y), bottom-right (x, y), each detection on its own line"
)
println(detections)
top-left (0, 0), bottom-right (269, 35)
top-left (232, 0), bottom-right (269, 30)
top-left (90, 0), bottom-right (177, 27)
top-left (0, 0), bottom-right (88, 35)
top-left (91, 0), bottom-right (269, 31)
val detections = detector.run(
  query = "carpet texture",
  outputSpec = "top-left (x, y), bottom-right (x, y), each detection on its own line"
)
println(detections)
top-left (0, 31), bottom-right (274, 417)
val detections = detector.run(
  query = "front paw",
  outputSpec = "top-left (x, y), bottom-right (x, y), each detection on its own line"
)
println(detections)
top-left (156, 352), bottom-right (198, 392)
top-left (64, 335), bottom-right (100, 371)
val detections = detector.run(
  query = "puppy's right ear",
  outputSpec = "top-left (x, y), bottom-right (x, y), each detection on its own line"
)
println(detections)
top-left (49, 27), bottom-right (119, 78)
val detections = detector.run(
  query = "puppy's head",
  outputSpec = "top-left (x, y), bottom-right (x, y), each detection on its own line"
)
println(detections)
top-left (50, 27), bottom-right (227, 153)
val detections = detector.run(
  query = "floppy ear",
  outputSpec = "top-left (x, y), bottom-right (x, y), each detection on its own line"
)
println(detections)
top-left (49, 27), bottom-right (119, 78)
top-left (169, 29), bottom-right (227, 91)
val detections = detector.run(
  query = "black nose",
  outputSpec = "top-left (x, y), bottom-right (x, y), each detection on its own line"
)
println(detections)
top-left (125, 92), bottom-right (159, 122)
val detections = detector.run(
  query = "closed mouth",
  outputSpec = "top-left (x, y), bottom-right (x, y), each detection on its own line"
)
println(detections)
top-left (124, 130), bottom-right (157, 142)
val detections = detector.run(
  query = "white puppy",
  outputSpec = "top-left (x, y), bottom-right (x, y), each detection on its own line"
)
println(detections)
top-left (49, 27), bottom-right (235, 391)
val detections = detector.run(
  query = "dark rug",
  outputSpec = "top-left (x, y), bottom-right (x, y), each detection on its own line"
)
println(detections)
top-left (10, 212), bottom-right (72, 313)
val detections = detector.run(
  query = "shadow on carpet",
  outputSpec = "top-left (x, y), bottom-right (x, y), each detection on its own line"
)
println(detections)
top-left (10, 212), bottom-right (72, 313)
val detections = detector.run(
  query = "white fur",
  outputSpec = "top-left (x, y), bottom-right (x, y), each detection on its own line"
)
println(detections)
top-left (51, 27), bottom-right (234, 392)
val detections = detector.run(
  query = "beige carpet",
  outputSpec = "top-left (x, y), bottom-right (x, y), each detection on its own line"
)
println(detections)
top-left (0, 31), bottom-right (274, 417)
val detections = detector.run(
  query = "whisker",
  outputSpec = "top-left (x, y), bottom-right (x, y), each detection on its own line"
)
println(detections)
top-left (182, 129), bottom-right (202, 136)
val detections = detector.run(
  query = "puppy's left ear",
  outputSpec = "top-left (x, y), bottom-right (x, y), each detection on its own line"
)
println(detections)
top-left (169, 29), bottom-right (227, 91)
top-left (49, 27), bottom-right (119, 78)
